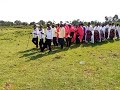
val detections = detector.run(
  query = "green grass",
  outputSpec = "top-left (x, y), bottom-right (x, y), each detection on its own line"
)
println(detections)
top-left (0, 28), bottom-right (120, 90)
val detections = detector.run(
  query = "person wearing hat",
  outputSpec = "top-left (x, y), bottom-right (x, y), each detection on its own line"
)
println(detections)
top-left (42, 24), bottom-right (53, 52)
top-left (38, 25), bottom-right (45, 51)
top-left (32, 25), bottom-right (39, 48)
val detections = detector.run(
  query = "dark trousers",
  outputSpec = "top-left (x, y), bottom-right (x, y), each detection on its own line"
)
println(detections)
top-left (42, 39), bottom-right (51, 52)
top-left (32, 37), bottom-right (38, 48)
top-left (70, 32), bottom-right (74, 39)
top-left (109, 29), bottom-right (115, 40)
top-left (66, 37), bottom-right (71, 47)
top-left (76, 34), bottom-right (80, 44)
top-left (58, 38), bottom-right (64, 49)
top-left (39, 39), bottom-right (44, 51)
top-left (116, 30), bottom-right (119, 39)
top-left (53, 37), bottom-right (58, 46)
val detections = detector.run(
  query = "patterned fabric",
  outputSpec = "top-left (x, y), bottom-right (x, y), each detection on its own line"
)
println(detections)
top-left (86, 30), bottom-right (92, 42)
top-left (100, 30), bottom-right (104, 41)
top-left (116, 30), bottom-right (119, 38)
top-left (109, 29), bottom-right (115, 40)
top-left (94, 30), bottom-right (100, 42)
top-left (105, 28), bottom-right (108, 39)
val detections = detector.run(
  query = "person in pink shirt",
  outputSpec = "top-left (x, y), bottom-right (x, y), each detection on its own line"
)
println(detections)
top-left (64, 24), bottom-right (71, 47)
top-left (74, 25), bottom-right (80, 44)
top-left (69, 25), bottom-right (75, 43)
top-left (79, 23), bottom-right (84, 43)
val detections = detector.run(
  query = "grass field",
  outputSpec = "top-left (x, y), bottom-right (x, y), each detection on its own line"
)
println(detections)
top-left (0, 27), bottom-right (120, 90)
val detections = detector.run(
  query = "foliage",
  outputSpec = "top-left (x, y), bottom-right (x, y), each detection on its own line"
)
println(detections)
top-left (38, 20), bottom-right (45, 26)
top-left (105, 14), bottom-right (119, 23)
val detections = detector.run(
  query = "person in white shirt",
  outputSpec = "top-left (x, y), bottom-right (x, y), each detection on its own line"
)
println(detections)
top-left (109, 23), bottom-right (115, 40)
top-left (101, 24), bottom-right (106, 41)
top-left (58, 24), bottom-right (65, 49)
top-left (52, 24), bottom-right (58, 46)
top-left (105, 24), bottom-right (109, 39)
top-left (32, 26), bottom-right (39, 48)
top-left (118, 24), bottom-right (120, 38)
top-left (115, 24), bottom-right (120, 39)
top-left (85, 23), bottom-right (93, 43)
top-left (38, 25), bottom-right (45, 51)
top-left (42, 24), bottom-right (53, 52)
top-left (93, 23), bottom-right (100, 43)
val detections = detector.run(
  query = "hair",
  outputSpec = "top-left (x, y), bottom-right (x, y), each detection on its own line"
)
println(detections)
top-left (60, 24), bottom-right (63, 27)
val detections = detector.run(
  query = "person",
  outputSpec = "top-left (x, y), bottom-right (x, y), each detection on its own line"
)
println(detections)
top-left (109, 23), bottom-right (115, 40)
top-left (64, 24), bottom-right (71, 47)
top-left (42, 24), bottom-right (53, 52)
top-left (94, 23), bottom-right (100, 43)
top-left (78, 23), bottom-right (84, 43)
top-left (105, 23), bottom-right (109, 39)
top-left (82, 25), bottom-right (87, 42)
top-left (69, 24), bottom-right (75, 43)
top-left (85, 23), bottom-right (93, 43)
top-left (100, 24), bottom-right (106, 41)
top-left (74, 25), bottom-right (80, 44)
top-left (116, 24), bottom-right (120, 39)
top-left (32, 25), bottom-right (39, 48)
top-left (52, 24), bottom-right (58, 46)
top-left (38, 25), bottom-right (45, 51)
top-left (58, 24), bottom-right (65, 49)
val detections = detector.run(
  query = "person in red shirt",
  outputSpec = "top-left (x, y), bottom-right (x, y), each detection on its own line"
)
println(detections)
top-left (64, 24), bottom-right (71, 47)
top-left (78, 23), bottom-right (84, 43)
top-left (74, 25), bottom-right (80, 44)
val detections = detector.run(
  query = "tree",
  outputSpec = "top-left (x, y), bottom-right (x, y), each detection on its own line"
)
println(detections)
top-left (21, 22), bottom-right (28, 26)
top-left (105, 15), bottom-right (119, 23)
top-left (118, 19), bottom-right (120, 22)
top-left (0, 20), bottom-right (5, 26)
top-left (0, 20), bottom-right (13, 26)
top-left (14, 20), bottom-right (21, 25)
top-left (47, 21), bottom-right (52, 25)
top-left (113, 14), bottom-right (119, 22)
top-left (29, 22), bottom-right (35, 25)
top-left (38, 20), bottom-right (45, 26)
top-left (5, 21), bottom-right (13, 26)
top-left (105, 16), bottom-right (108, 22)
top-left (72, 20), bottom-right (79, 26)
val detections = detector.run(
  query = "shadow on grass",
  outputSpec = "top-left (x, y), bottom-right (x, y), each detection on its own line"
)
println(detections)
top-left (18, 44), bottom-right (80, 61)
top-left (18, 39), bottom-right (120, 61)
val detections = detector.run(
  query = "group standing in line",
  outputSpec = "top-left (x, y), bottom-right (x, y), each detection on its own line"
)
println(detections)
top-left (31, 22), bottom-right (120, 52)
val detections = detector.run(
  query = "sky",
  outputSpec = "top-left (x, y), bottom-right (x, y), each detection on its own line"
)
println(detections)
top-left (0, 0), bottom-right (120, 23)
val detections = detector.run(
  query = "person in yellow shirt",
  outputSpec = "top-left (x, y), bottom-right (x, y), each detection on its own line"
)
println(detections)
top-left (58, 24), bottom-right (65, 49)
top-left (52, 24), bottom-right (58, 46)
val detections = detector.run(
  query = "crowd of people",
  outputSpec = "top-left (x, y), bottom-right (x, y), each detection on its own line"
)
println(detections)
top-left (31, 22), bottom-right (120, 52)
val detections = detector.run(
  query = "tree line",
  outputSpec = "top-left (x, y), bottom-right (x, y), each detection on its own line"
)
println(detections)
top-left (0, 15), bottom-right (120, 27)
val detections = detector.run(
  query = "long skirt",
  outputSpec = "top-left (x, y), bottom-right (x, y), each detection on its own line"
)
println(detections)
top-left (109, 29), bottom-right (115, 40)
top-left (100, 30), bottom-right (105, 41)
top-left (94, 30), bottom-right (100, 42)
top-left (86, 30), bottom-right (92, 42)
top-left (116, 30), bottom-right (119, 39)
top-left (105, 28), bottom-right (108, 39)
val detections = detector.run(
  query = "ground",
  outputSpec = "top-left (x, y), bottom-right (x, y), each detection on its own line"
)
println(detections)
top-left (0, 27), bottom-right (120, 90)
